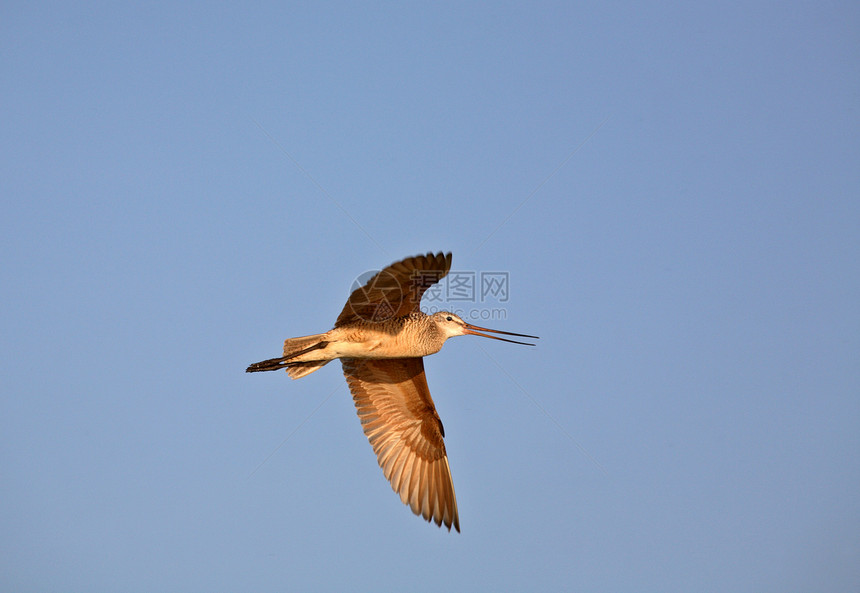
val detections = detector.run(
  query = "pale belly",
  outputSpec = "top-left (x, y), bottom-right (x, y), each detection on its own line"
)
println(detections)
top-left (328, 332), bottom-right (439, 359)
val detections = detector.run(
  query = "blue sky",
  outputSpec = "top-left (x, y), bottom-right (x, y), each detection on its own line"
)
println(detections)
top-left (2, 2), bottom-right (858, 591)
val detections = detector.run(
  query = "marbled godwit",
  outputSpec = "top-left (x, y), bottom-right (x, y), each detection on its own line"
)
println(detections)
top-left (246, 252), bottom-right (538, 532)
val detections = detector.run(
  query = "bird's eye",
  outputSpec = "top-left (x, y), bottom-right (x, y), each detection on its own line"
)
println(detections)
top-left (446, 316), bottom-right (453, 321)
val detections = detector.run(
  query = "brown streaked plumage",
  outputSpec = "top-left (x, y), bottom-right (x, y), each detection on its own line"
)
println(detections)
top-left (246, 252), bottom-right (538, 532)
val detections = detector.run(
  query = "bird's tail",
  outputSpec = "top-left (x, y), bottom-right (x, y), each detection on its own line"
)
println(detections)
top-left (245, 333), bottom-right (331, 379)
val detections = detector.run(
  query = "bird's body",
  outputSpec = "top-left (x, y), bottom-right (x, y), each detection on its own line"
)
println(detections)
top-left (246, 252), bottom-right (537, 532)
top-left (249, 312), bottom-right (456, 368)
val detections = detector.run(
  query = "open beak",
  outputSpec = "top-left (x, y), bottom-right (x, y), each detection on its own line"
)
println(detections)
top-left (462, 323), bottom-right (539, 346)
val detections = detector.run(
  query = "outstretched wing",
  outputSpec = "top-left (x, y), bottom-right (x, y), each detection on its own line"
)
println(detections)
top-left (341, 357), bottom-right (459, 532)
top-left (335, 252), bottom-right (452, 326)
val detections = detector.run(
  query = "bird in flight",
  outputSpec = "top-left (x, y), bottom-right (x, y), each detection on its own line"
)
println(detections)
top-left (246, 252), bottom-right (538, 532)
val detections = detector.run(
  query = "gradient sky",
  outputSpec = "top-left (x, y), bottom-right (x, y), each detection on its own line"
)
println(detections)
top-left (2, 2), bottom-right (859, 591)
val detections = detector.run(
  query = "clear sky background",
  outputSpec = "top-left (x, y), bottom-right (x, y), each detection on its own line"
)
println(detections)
top-left (2, 2), bottom-right (858, 591)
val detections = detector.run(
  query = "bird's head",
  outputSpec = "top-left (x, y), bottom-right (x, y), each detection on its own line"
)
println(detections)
top-left (430, 311), bottom-right (538, 345)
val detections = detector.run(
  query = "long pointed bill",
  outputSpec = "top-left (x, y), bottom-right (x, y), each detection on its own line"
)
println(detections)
top-left (462, 323), bottom-right (540, 346)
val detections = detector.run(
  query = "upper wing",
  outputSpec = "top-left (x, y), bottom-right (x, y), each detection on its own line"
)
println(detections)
top-left (341, 357), bottom-right (459, 532)
top-left (335, 252), bottom-right (452, 326)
